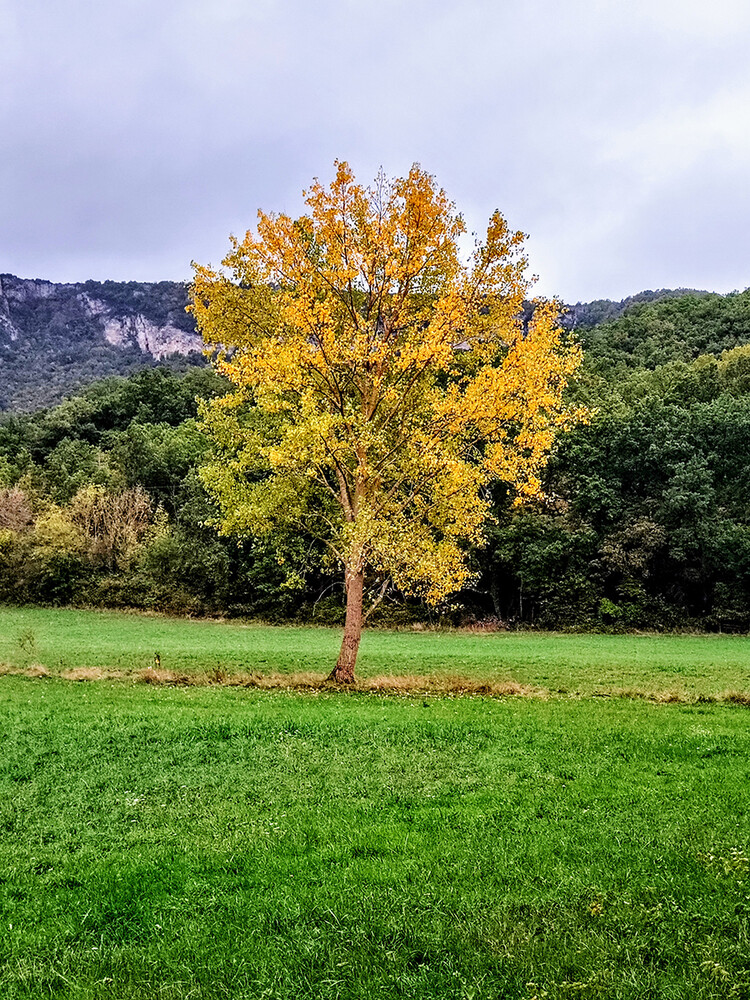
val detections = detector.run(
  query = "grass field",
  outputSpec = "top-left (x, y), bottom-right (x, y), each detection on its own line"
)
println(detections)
top-left (1, 607), bottom-right (749, 998)
top-left (2, 606), bottom-right (750, 698)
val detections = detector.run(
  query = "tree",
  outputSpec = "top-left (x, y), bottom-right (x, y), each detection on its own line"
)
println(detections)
top-left (68, 485), bottom-right (152, 571)
top-left (0, 487), bottom-right (34, 533)
top-left (192, 162), bottom-right (586, 681)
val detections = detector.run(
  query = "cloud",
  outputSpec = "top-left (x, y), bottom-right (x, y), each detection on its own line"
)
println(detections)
top-left (2, 0), bottom-right (749, 298)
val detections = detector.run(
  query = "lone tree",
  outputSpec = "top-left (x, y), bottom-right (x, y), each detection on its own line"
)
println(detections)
top-left (192, 162), bottom-right (585, 682)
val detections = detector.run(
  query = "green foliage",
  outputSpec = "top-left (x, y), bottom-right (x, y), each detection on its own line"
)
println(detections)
top-left (478, 346), bottom-right (750, 629)
top-left (0, 366), bottom-right (323, 618)
top-left (0, 366), bottom-right (228, 466)
top-left (580, 289), bottom-right (750, 372)
top-left (110, 420), bottom-right (208, 513)
top-left (481, 511), bottom-right (600, 628)
top-left (0, 530), bottom-right (90, 605)
top-left (42, 438), bottom-right (115, 503)
top-left (3, 286), bottom-right (750, 629)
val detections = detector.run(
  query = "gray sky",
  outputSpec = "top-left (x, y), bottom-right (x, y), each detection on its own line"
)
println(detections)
top-left (2, 0), bottom-right (749, 302)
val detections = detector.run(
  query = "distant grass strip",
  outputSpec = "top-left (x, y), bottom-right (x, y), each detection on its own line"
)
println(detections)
top-left (0, 661), bottom-right (542, 696)
top-left (2, 606), bottom-right (750, 699)
top-left (5, 661), bottom-right (750, 708)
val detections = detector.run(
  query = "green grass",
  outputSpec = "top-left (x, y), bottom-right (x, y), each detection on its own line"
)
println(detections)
top-left (2, 605), bottom-right (750, 697)
top-left (1, 607), bottom-right (750, 997)
top-left (0, 678), bottom-right (749, 998)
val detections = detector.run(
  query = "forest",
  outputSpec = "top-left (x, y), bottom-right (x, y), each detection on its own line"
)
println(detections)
top-left (2, 286), bottom-right (750, 631)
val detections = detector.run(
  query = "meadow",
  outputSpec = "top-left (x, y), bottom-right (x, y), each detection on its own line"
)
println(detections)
top-left (1, 607), bottom-right (749, 998)
top-left (2, 606), bottom-right (750, 698)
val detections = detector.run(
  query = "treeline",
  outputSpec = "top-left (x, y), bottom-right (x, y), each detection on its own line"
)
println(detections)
top-left (0, 367), bottom-right (319, 619)
top-left (1, 289), bottom-right (750, 630)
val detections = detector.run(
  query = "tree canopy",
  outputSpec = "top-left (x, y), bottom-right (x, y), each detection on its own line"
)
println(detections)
top-left (2, 291), bottom-right (750, 633)
top-left (192, 163), bottom-right (585, 679)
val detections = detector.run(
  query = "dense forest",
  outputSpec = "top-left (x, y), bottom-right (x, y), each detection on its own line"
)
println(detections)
top-left (1, 287), bottom-right (750, 630)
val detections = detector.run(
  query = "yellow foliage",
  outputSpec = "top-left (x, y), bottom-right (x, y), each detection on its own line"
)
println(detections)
top-left (33, 507), bottom-right (84, 553)
top-left (67, 485), bottom-right (152, 570)
top-left (192, 162), bottom-right (587, 604)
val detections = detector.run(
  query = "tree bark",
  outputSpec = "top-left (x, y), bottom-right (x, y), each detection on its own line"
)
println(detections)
top-left (329, 566), bottom-right (364, 683)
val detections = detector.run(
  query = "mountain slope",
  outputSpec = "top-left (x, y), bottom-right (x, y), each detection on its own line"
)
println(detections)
top-left (0, 275), bottom-right (203, 411)
top-left (1, 274), bottom-right (747, 412)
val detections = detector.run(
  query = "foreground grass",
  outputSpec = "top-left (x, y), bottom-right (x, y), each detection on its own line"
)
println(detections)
top-left (1, 674), bottom-right (749, 999)
top-left (2, 605), bottom-right (750, 698)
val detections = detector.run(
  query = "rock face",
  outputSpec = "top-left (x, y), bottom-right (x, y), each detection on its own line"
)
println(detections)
top-left (0, 275), bottom-right (202, 358)
top-left (0, 276), bottom-right (22, 342)
top-left (0, 274), bottom-right (205, 411)
top-left (76, 291), bottom-right (203, 358)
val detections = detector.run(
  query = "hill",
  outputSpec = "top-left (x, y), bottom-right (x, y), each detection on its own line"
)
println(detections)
top-left (0, 274), bottom-right (202, 411)
top-left (573, 289), bottom-right (750, 370)
top-left (1, 274), bottom-right (748, 412)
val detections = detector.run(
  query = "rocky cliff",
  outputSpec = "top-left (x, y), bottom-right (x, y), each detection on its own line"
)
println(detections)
top-left (0, 275), bottom-right (204, 411)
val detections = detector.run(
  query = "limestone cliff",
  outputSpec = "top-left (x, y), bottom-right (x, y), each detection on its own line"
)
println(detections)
top-left (0, 274), bottom-right (204, 410)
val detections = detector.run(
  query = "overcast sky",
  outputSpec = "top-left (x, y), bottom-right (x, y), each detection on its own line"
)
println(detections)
top-left (2, 0), bottom-right (749, 302)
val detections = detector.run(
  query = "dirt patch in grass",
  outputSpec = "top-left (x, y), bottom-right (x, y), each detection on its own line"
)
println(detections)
top-left (339, 674), bottom-right (541, 698)
top-left (591, 686), bottom-right (750, 706)
top-left (593, 687), bottom-right (689, 704)
top-left (0, 662), bottom-right (49, 678)
top-left (3, 662), bottom-right (750, 705)
top-left (722, 690), bottom-right (750, 707)
top-left (27, 664), bottom-right (51, 678)
top-left (133, 668), bottom-right (546, 698)
top-left (62, 666), bottom-right (124, 682)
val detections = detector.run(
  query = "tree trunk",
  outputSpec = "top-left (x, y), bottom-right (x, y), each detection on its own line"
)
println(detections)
top-left (329, 566), bottom-right (364, 683)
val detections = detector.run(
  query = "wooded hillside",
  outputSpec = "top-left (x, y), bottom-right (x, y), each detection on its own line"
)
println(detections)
top-left (0, 275), bottom-right (202, 411)
top-left (1, 286), bottom-right (749, 629)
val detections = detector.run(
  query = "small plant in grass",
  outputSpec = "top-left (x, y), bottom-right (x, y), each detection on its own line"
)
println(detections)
top-left (15, 628), bottom-right (37, 662)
